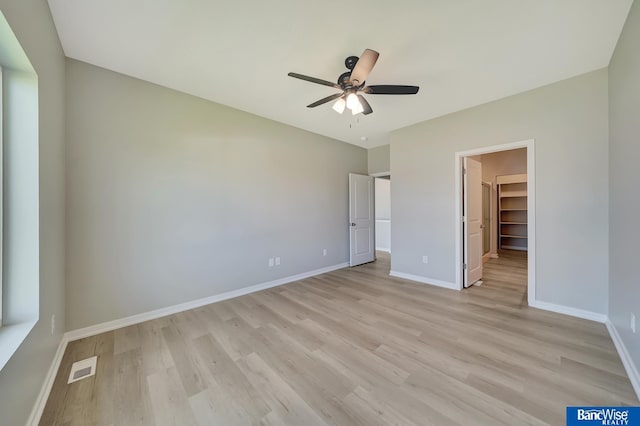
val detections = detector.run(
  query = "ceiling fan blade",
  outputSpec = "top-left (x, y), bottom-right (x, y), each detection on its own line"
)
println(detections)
top-left (364, 85), bottom-right (419, 95)
top-left (357, 95), bottom-right (373, 115)
top-left (288, 72), bottom-right (341, 89)
top-left (349, 49), bottom-right (379, 86)
top-left (307, 92), bottom-right (344, 108)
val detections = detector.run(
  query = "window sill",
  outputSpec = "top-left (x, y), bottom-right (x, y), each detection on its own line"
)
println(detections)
top-left (0, 319), bottom-right (37, 371)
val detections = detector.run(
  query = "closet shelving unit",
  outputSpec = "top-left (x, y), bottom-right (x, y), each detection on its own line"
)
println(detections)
top-left (497, 174), bottom-right (528, 251)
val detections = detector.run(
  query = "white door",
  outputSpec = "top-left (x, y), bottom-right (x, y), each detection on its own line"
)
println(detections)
top-left (464, 157), bottom-right (483, 286)
top-left (349, 173), bottom-right (375, 266)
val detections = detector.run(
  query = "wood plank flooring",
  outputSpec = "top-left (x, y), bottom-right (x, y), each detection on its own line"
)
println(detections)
top-left (41, 252), bottom-right (638, 425)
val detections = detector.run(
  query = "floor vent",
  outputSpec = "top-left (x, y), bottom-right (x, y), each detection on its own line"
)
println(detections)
top-left (67, 356), bottom-right (98, 384)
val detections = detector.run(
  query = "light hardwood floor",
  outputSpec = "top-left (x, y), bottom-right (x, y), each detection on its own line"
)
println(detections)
top-left (41, 252), bottom-right (638, 425)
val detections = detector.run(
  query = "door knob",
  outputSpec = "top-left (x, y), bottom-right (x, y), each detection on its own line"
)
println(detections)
top-left (351, 223), bottom-right (356, 226)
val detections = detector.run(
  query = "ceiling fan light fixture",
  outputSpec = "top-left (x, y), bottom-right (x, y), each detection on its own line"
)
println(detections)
top-left (287, 48), bottom-right (419, 117)
top-left (346, 92), bottom-right (360, 111)
top-left (351, 101), bottom-right (364, 115)
top-left (332, 97), bottom-right (346, 114)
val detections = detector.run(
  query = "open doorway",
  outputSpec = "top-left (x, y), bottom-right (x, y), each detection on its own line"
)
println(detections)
top-left (374, 174), bottom-right (391, 272)
top-left (455, 140), bottom-right (535, 306)
top-left (375, 176), bottom-right (391, 253)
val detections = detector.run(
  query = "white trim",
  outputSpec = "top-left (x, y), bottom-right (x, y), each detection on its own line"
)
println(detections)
top-left (376, 248), bottom-right (391, 253)
top-left (0, 319), bottom-right (37, 371)
top-left (606, 320), bottom-right (640, 400)
top-left (65, 262), bottom-right (348, 342)
top-left (369, 171), bottom-right (390, 177)
top-left (26, 260), bottom-right (639, 424)
top-left (529, 300), bottom-right (607, 323)
top-left (454, 139), bottom-right (536, 308)
top-left (28, 261), bottom-right (349, 425)
top-left (26, 336), bottom-right (68, 426)
top-left (389, 270), bottom-right (458, 290)
top-left (0, 65), bottom-right (3, 329)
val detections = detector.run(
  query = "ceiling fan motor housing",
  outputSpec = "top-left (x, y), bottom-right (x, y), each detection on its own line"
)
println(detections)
top-left (345, 55), bottom-right (359, 70)
top-left (338, 71), bottom-right (352, 88)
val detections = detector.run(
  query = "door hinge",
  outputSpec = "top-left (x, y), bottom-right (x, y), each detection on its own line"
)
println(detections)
top-left (463, 168), bottom-right (467, 175)
top-left (463, 263), bottom-right (467, 269)
top-left (462, 216), bottom-right (466, 222)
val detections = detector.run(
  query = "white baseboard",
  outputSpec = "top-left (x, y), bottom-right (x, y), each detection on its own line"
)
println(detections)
top-left (65, 262), bottom-right (348, 342)
top-left (28, 261), bottom-right (348, 426)
top-left (606, 320), bottom-right (640, 400)
top-left (30, 262), bottom-right (636, 425)
top-left (389, 270), bottom-right (459, 290)
top-left (529, 300), bottom-right (607, 323)
top-left (376, 248), bottom-right (391, 253)
top-left (26, 336), bottom-right (68, 426)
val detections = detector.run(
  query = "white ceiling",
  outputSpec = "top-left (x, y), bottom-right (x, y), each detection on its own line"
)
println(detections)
top-left (47, 0), bottom-right (631, 148)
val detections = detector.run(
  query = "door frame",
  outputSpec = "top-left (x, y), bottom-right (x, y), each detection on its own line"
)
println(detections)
top-left (454, 139), bottom-right (536, 306)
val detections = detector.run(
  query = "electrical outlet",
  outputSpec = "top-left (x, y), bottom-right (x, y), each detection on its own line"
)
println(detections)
top-left (275, 257), bottom-right (281, 266)
top-left (323, 249), bottom-right (327, 257)
top-left (51, 314), bottom-right (55, 335)
top-left (268, 258), bottom-right (274, 267)
top-left (631, 313), bottom-right (636, 334)
top-left (422, 255), bottom-right (428, 264)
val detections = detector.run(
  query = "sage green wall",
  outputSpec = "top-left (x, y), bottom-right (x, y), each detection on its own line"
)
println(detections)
top-left (65, 59), bottom-right (367, 330)
top-left (391, 69), bottom-right (609, 314)
top-left (609, 0), bottom-right (640, 385)
top-left (368, 144), bottom-right (390, 174)
top-left (0, 1), bottom-right (66, 425)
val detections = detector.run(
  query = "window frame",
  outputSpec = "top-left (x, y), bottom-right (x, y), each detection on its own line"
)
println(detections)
top-left (0, 64), bottom-right (3, 328)
top-left (0, 10), bottom-right (40, 371)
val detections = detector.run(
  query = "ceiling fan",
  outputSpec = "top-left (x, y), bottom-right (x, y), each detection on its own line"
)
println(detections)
top-left (288, 49), bottom-right (419, 116)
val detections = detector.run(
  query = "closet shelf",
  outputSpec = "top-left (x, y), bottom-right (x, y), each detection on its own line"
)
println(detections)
top-left (498, 174), bottom-right (528, 252)
top-left (499, 192), bottom-right (527, 198)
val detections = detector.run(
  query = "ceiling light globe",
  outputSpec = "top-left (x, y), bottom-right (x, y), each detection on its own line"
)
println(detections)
top-left (346, 93), bottom-right (360, 110)
top-left (351, 101), bottom-right (364, 115)
top-left (332, 98), bottom-right (346, 114)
